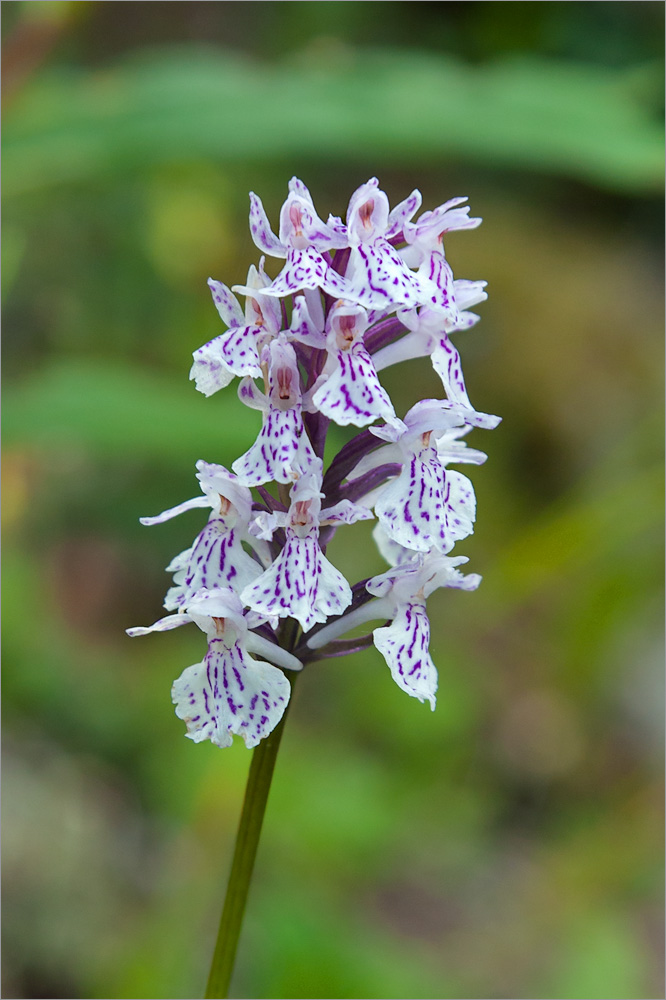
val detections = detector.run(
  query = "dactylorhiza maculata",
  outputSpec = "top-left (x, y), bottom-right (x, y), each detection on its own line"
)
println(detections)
top-left (128, 177), bottom-right (501, 748)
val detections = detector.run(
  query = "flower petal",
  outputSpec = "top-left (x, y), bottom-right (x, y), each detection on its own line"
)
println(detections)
top-left (126, 612), bottom-right (192, 637)
top-left (375, 458), bottom-right (476, 554)
top-left (312, 346), bottom-right (400, 428)
top-left (232, 406), bottom-right (317, 486)
top-left (264, 248), bottom-right (349, 298)
top-left (249, 192), bottom-right (286, 257)
top-left (140, 496), bottom-right (210, 526)
top-left (385, 189), bottom-right (422, 239)
top-left (373, 602), bottom-right (437, 709)
top-left (165, 519), bottom-right (263, 609)
top-left (172, 640), bottom-right (290, 749)
top-left (189, 336), bottom-right (236, 396)
top-left (345, 242), bottom-right (421, 310)
top-left (241, 531), bottom-right (352, 633)
top-left (207, 278), bottom-right (244, 328)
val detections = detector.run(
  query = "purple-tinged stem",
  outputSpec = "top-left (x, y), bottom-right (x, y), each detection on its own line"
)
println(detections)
top-left (325, 462), bottom-right (401, 507)
top-left (322, 429), bottom-right (383, 493)
top-left (302, 633), bottom-right (375, 663)
top-left (365, 317), bottom-right (408, 355)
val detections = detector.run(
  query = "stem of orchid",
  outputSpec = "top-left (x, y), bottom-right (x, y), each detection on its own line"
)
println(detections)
top-left (204, 671), bottom-right (297, 1000)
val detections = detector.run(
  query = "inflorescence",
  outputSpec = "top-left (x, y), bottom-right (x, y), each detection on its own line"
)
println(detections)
top-left (128, 177), bottom-right (500, 748)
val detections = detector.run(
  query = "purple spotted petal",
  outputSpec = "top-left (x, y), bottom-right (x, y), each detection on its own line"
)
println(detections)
top-left (165, 519), bottom-right (263, 610)
top-left (249, 193), bottom-right (286, 257)
top-left (373, 601), bottom-right (437, 709)
top-left (172, 640), bottom-right (290, 749)
top-left (207, 278), bottom-right (244, 328)
top-left (385, 189), bottom-right (422, 239)
top-left (320, 499), bottom-right (374, 526)
top-left (241, 529), bottom-right (352, 633)
top-left (189, 336), bottom-right (236, 396)
top-left (375, 455), bottom-right (476, 554)
top-left (219, 324), bottom-right (264, 378)
top-left (416, 254), bottom-right (457, 316)
top-left (264, 248), bottom-right (349, 298)
top-left (312, 346), bottom-right (399, 428)
top-left (232, 406), bottom-right (317, 486)
top-left (345, 241), bottom-right (421, 310)
top-left (288, 296), bottom-right (326, 349)
top-left (431, 335), bottom-right (473, 410)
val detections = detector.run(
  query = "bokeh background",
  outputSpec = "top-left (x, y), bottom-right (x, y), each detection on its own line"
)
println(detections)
top-left (3, 3), bottom-right (664, 999)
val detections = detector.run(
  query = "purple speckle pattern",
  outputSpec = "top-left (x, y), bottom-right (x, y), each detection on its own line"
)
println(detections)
top-left (241, 530), bottom-right (352, 633)
top-left (249, 193), bottom-right (287, 257)
top-left (373, 601), bottom-right (437, 710)
top-left (313, 345), bottom-right (398, 428)
top-left (264, 247), bottom-right (349, 298)
top-left (233, 407), bottom-right (317, 486)
top-left (190, 325), bottom-right (264, 397)
top-left (346, 242), bottom-right (421, 310)
top-left (207, 278), bottom-right (245, 328)
top-left (172, 639), bottom-right (290, 749)
top-left (165, 518), bottom-right (262, 610)
top-left (376, 453), bottom-right (476, 555)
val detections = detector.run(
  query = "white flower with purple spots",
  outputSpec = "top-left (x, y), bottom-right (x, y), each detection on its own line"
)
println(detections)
top-left (241, 461), bottom-right (372, 632)
top-left (140, 461), bottom-right (267, 609)
top-left (367, 400), bottom-right (482, 554)
top-left (191, 260), bottom-right (281, 396)
top-left (128, 587), bottom-right (299, 748)
top-left (307, 550), bottom-right (480, 708)
top-left (401, 196), bottom-right (482, 314)
top-left (233, 335), bottom-right (318, 486)
top-left (311, 300), bottom-right (404, 430)
top-left (249, 177), bottom-right (349, 298)
top-left (342, 178), bottom-right (422, 311)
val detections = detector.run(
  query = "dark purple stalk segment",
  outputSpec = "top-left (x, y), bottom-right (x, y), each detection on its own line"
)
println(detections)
top-left (301, 633), bottom-right (376, 663)
top-left (325, 463), bottom-right (402, 507)
top-left (330, 246), bottom-right (351, 277)
top-left (302, 347), bottom-right (327, 392)
top-left (250, 622), bottom-right (280, 643)
top-left (365, 317), bottom-right (408, 355)
top-left (303, 409), bottom-right (330, 460)
top-left (255, 486), bottom-right (287, 513)
top-left (322, 429), bottom-right (384, 493)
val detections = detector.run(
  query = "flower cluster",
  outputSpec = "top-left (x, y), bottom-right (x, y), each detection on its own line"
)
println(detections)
top-left (128, 178), bottom-right (500, 748)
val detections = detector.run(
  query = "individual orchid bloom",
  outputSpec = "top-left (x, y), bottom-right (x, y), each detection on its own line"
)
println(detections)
top-left (191, 260), bottom-right (282, 397)
top-left (233, 335), bottom-right (318, 486)
top-left (311, 300), bottom-right (404, 430)
top-left (365, 400), bottom-right (481, 555)
top-left (128, 587), bottom-right (299, 748)
top-left (249, 177), bottom-right (349, 299)
top-left (140, 461), bottom-right (267, 609)
top-left (371, 285), bottom-right (498, 430)
top-left (343, 178), bottom-right (422, 311)
top-left (401, 197), bottom-right (481, 312)
top-left (307, 550), bottom-right (481, 709)
top-left (241, 461), bottom-right (373, 632)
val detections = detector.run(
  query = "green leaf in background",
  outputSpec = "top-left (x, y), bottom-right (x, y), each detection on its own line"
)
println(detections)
top-left (2, 359), bottom-right (253, 463)
top-left (3, 48), bottom-right (663, 198)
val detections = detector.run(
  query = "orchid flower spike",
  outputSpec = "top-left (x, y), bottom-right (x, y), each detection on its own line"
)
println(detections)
top-left (129, 177), bottom-right (500, 748)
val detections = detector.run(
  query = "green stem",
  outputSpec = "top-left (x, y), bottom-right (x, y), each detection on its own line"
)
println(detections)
top-left (204, 672), bottom-right (297, 999)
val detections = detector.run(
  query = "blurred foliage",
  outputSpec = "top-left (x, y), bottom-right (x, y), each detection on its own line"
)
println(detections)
top-left (2, 2), bottom-right (664, 1000)
top-left (3, 48), bottom-right (663, 196)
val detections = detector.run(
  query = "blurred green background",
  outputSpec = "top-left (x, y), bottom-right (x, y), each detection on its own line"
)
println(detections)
top-left (2, 2), bottom-right (664, 998)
